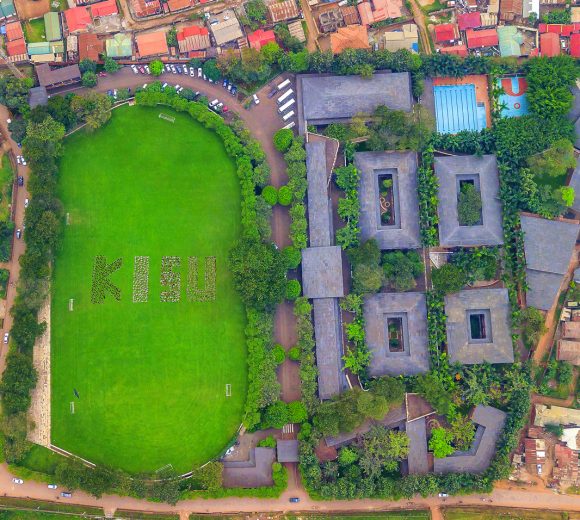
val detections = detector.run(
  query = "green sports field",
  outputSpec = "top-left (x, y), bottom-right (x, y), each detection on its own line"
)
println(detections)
top-left (51, 105), bottom-right (247, 474)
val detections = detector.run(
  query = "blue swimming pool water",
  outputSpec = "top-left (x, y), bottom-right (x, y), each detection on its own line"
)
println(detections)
top-left (433, 84), bottom-right (483, 134)
top-left (497, 76), bottom-right (529, 118)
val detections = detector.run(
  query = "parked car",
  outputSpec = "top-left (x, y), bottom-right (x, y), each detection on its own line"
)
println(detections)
top-left (16, 155), bottom-right (21, 165)
top-left (289, 497), bottom-right (300, 503)
top-left (438, 493), bottom-right (448, 498)
top-left (48, 484), bottom-right (58, 489)
top-left (222, 105), bottom-right (229, 113)
top-left (198, 67), bottom-right (203, 77)
top-left (12, 478), bottom-right (23, 484)
top-left (176, 86), bottom-right (184, 93)
top-left (209, 98), bottom-right (219, 107)
top-left (183, 65), bottom-right (189, 74)
top-left (171, 65), bottom-right (177, 73)
top-left (61, 492), bottom-right (72, 498)
top-left (3, 332), bottom-right (9, 344)
top-left (176, 65), bottom-right (182, 74)
top-left (138, 66), bottom-right (145, 74)
top-left (203, 74), bottom-right (207, 81)
top-left (165, 64), bottom-right (171, 72)
top-left (113, 89), bottom-right (118, 99)
top-left (21, 156), bottom-right (26, 166)
top-left (17, 176), bottom-right (23, 186)
top-left (145, 65), bottom-right (150, 74)
top-left (267, 87), bottom-right (278, 98)
top-left (142, 83), bottom-right (148, 89)
top-left (231, 86), bottom-right (238, 96)
top-left (131, 65), bottom-right (138, 74)
top-left (189, 68), bottom-right (195, 77)
top-left (98, 71), bottom-right (107, 77)
top-left (222, 78), bottom-right (228, 88)
top-left (253, 93), bottom-right (260, 104)
top-left (16, 228), bottom-right (21, 239)
top-left (107, 89), bottom-right (113, 96)
top-left (24, 198), bottom-right (29, 208)
top-left (162, 83), bottom-right (168, 89)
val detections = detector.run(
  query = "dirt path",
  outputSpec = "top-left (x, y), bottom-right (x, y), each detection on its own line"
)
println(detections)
top-left (408, 0), bottom-right (432, 54)
top-left (297, 0), bottom-right (319, 52)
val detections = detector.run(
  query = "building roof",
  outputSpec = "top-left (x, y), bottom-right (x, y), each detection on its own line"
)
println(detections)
top-left (330, 24), bottom-right (369, 54)
top-left (276, 440), bottom-right (299, 463)
top-left (434, 154), bottom-right (504, 247)
top-left (0, 0), bottom-right (15, 19)
top-left (571, 33), bottom-right (580, 58)
top-left (557, 339), bottom-right (580, 365)
top-left (439, 44), bottom-right (468, 57)
top-left (561, 428), bottom-right (580, 450)
top-left (136, 30), bottom-right (168, 57)
top-left (554, 444), bottom-right (580, 484)
top-left (106, 32), bottom-right (132, 57)
top-left (177, 24), bottom-right (210, 53)
top-left (520, 214), bottom-right (579, 310)
top-left (540, 32), bottom-right (560, 57)
top-left (313, 298), bottom-right (347, 400)
top-left (130, 0), bottom-right (161, 17)
top-left (524, 438), bottom-right (546, 464)
top-left (28, 41), bottom-right (64, 55)
top-left (248, 28), bottom-right (276, 50)
top-left (538, 23), bottom-right (580, 35)
top-left (36, 63), bottom-right (81, 88)
top-left (43, 12), bottom-right (62, 41)
top-left (357, 0), bottom-right (402, 25)
top-left (28, 86), bottom-right (48, 108)
top-left (534, 404), bottom-right (580, 427)
top-left (6, 38), bottom-right (26, 56)
top-left (222, 448), bottom-right (275, 488)
top-left (563, 321), bottom-right (580, 339)
top-left (466, 28), bottom-right (498, 49)
top-left (500, 0), bottom-right (522, 21)
top-left (90, 0), bottom-right (118, 16)
top-left (167, 0), bottom-right (194, 11)
top-left (297, 72), bottom-right (412, 134)
top-left (434, 405), bottom-right (507, 474)
top-left (434, 23), bottom-right (457, 43)
top-left (457, 11), bottom-right (481, 30)
top-left (5, 20), bottom-right (22, 41)
top-left (364, 292), bottom-right (430, 376)
top-left (497, 25), bottom-right (523, 57)
top-left (288, 19), bottom-right (306, 42)
top-left (406, 417), bottom-right (429, 475)
top-left (341, 5), bottom-right (359, 25)
top-left (266, 0), bottom-right (299, 23)
top-left (382, 24), bottom-right (418, 52)
top-left (78, 32), bottom-right (104, 61)
top-left (445, 288), bottom-right (514, 365)
top-left (355, 151), bottom-right (421, 250)
top-left (302, 246), bottom-right (344, 299)
top-left (209, 10), bottom-right (243, 46)
top-left (305, 140), bottom-right (333, 247)
top-left (64, 6), bottom-right (91, 32)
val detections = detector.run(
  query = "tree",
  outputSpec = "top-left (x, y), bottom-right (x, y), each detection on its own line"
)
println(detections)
top-left (352, 263), bottom-right (383, 294)
top-left (277, 185), bottom-right (292, 206)
top-left (450, 415), bottom-right (475, 451)
top-left (188, 58), bottom-right (203, 68)
top-left (0, 76), bottom-right (34, 116)
top-left (288, 346), bottom-right (300, 361)
top-left (358, 426), bottom-right (409, 477)
top-left (382, 250), bottom-right (423, 292)
top-left (338, 447), bottom-right (358, 466)
top-left (203, 59), bottom-right (221, 81)
top-left (560, 186), bottom-right (575, 207)
top-left (457, 183), bottom-right (482, 226)
top-left (261, 185), bottom-right (278, 205)
top-left (1, 412), bottom-right (30, 463)
top-left (79, 58), bottom-right (97, 74)
top-left (8, 117), bottom-right (27, 143)
top-left (273, 128), bottom-right (294, 152)
top-left (262, 400), bottom-right (289, 428)
top-left (286, 279), bottom-right (301, 300)
top-left (369, 376), bottom-right (405, 405)
top-left (150, 60), bottom-right (164, 76)
top-left (261, 41), bottom-right (282, 64)
top-left (413, 372), bottom-right (456, 417)
top-left (288, 400), bottom-right (308, 423)
top-left (282, 245), bottom-right (301, 269)
top-left (245, 0), bottom-right (267, 28)
top-left (70, 92), bottom-right (112, 131)
top-left (166, 28), bottom-right (178, 47)
top-left (429, 427), bottom-right (454, 458)
top-left (190, 461), bottom-right (223, 491)
top-left (81, 72), bottom-right (98, 88)
top-left (272, 343), bottom-right (286, 364)
top-left (431, 263), bottom-right (466, 294)
top-left (527, 138), bottom-right (576, 179)
top-left (104, 57), bottom-right (120, 73)
top-left (356, 390), bottom-right (389, 420)
top-left (519, 306), bottom-right (547, 349)
top-left (545, 422), bottom-right (564, 437)
top-left (228, 237), bottom-right (287, 311)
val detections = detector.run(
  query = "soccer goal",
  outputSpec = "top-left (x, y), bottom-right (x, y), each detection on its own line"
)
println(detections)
top-left (66, 212), bottom-right (70, 225)
top-left (159, 113), bottom-right (175, 123)
top-left (70, 402), bottom-right (75, 414)
top-left (68, 299), bottom-right (74, 311)
top-left (225, 384), bottom-right (232, 397)
top-left (155, 463), bottom-right (173, 474)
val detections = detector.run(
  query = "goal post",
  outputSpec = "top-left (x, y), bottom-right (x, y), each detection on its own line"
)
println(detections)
top-left (225, 384), bottom-right (232, 397)
top-left (159, 113), bottom-right (175, 123)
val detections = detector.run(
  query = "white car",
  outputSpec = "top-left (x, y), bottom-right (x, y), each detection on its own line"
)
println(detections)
top-left (165, 64), bottom-right (171, 73)
top-left (144, 65), bottom-right (150, 74)
top-left (174, 84), bottom-right (181, 91)
top-left (162, 82), bottom-right (168, 89)
top-left (142, 83), bottom-right (148, 89)
top-left (3, 332), bottom-right (9, 344)
top-left (131, 65), bottom-right (138, 74)
top-left (253, 93), bottom-right (260, 105)
top-left (48, 484), bottom-right (58, 489)
top-left (12, 478), bottom-right (23, 484)
top-left (198, 67), bottom-right (202, 77)
top-left (16, 155), bottom-right (21, 165)
top-left (24, 198), bottom-right (29, 208)
top-left (21, 157), bottom-right (26, 166)
top-left (189, 68), bottom-right (195, 77)
top-left (171, 65), bottom-right (177, 73)
top-left (438, 492), bottom-right (448, 498)
top-left (209, 99), bottom-right (219, 107)
top-left (183, 65), bottom-right (189, 74)
top-left (203, 74), bottom-right (207, 81)
top-left (176, 86), bottom-right (184, 93)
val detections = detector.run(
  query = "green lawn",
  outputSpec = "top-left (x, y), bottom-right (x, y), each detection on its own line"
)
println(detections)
top-left (443, 507), bottom-right (566, 519)
top-left (51, 105), bottom-right (247, 474)
top-left (22, 19), bottom-right (46, 43)
top-left (192, 514), bottom-right (431, 520)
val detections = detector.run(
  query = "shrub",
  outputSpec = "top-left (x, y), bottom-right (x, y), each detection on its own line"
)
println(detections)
top-left (262, 401), bottom-right (289, 429)
top-left (261, 185), bottom-right (278, 206)
top-left (81, 72), bottom-right (97, 88)
top-left (287, 346), bottom-right (301, 361)
top-left (457, 183), bottom-right (482, 226)
top-left (273, 128), bottom-right (294, 152)
top-left (282, 246), bottom-right (301, 270)
top-left (352, 263), bottom-right (383, 294)
top-left (104, 57), bottom-right (120, 73)
top-left (277, 185), bottom-right (292, 206)
top-left (272, 343), bottom-right (286, 365)
top-left (429, 427), bottom-right (454, 458)
top-left (382, 250), bottom-right (423, 292)
top-left (431, 263), bottom-right (466, 294)
top-left (288, 400), bottom-right (308, 423)
top-left (286, 279), bottom-right (301, 300)
top-left (258, 435), bottom-right (277, 448)
top-left (150, 60), bottom-right (164, 76)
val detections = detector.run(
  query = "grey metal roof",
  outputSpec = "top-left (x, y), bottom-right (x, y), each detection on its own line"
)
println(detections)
top-left (406, 417), bottom-right (429, 475)
top-left (433, 405), bottom-right (506, 474)
top-left (525, 270), bottom-right (565, 312)
top-left (444, 288), bottom-right (514, 365)
top-left (569, 158), bottom-right (580, 213)
top-left (569, 85), bottom-right (580, 123)
top-left (28, 86), bottom-right (48, 108)
top-left (313, 298), bottom-right (347, 400)
top-left (355, 151), bottom-right (421, 250)
top-left (306, 141), bottom-right (333, 247)
top-left (434, 154), bottom-right (504, 247)
top-left (222, 447), bottom-right (275, 488)
top-left (302, 246), bottom-right (344, 299)
top-left (296, 72), bottom-right (413, 134)
top-left (276, 440), bottom-right (299, 462)
top-left (364, 292), bottom-right (430, 376)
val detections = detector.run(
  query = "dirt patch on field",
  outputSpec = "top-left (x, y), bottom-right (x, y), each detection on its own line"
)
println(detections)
top-left (16, 0), bottom-right (50, 21)
top-left (418, 0), bottom-right (435, 7)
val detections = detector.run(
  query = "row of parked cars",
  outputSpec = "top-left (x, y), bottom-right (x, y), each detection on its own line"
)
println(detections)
top-left (11, 478), bottom-right (72, 496)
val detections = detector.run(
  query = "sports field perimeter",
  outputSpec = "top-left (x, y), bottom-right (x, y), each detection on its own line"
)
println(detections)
top-left (51, 105), bottom-right (247, 474)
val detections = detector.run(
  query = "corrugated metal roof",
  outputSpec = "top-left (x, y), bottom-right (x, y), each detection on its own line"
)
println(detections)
top-left (44, 12), bottom-right (62, 42)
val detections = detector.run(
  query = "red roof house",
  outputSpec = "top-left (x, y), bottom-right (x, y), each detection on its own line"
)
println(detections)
top-left (136, 30), bottom-right (169, 57)
top-left (434, 23), bottom-right (458, 43)
top-left (90, 0), bottom-right (118, 17)
top-left (457, 11), bottom-right (481, 31)
top-left (571, 33), bottom-right (580, 57)
top-left (6, 38), bottom-right (26, 56)
top-left (466, 28), bottom-right (498, 48)
top-left (540, 32), bottom-right (561, 56)
top-left (177, 24), bottom-right (210, 53)
top-left (439, 44), bottom-right (468, 57)
top-left (538, 23), bottom-right (580, 35)
top-left (247, 28), bottom-right (276, 50)
top-left (5, 21), bottom-right (23, 41)
top-left (64, 6), bottom-right (91, 32)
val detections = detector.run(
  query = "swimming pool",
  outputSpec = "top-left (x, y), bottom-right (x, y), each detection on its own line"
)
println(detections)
top-left (497, 76), bottom-right (529, 118)
top-left (433, 84), bottom-right (486, 134)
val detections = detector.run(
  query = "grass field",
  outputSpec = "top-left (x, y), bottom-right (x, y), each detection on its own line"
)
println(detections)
top-left (190, 514), bottom-right (431, 520)
top-left (442, 507), bottom-right (571, 519)
top-left (22, 19), bottom-right (46, 43)
top-left (51, 105), bottom-right (247, 474)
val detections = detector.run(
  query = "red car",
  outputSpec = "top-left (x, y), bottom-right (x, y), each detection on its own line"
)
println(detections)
top-left (98, 71), bottom-right (107, 77)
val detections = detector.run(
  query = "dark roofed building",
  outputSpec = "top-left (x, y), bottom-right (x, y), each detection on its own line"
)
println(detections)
top-left (28, 86), bottom-right (48, 108)
top-left (276, 440), bottom-right (299, 462)
top-left (296, 72), bottom-right (412, 134)
top-left (266, 0), bottom-right (299, 22)
top-left (355, 151), bottom-right (421, 250)
top-left (406, 417), bottom-right (429, 474)
top-left (434, 155), bottom-right (504, 247)
top-left (36, 63), bottom-right (81, 89)
top-left (433, 405), bottom-right (507, 474)
top-left (568, 157), bottom-right (580, 213)
top-left (364, 292), bottom-right (429, 376)
top-left (306, 140), bottom-right (333, 247)
top-left (302, 246), bottom-right (344, 299)
top-left (222, 447), bottom-right (275, 488)
top-left (520, 214), bottom-right (580, 311)
top-left (445, 288), bottom-right (514, 365)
